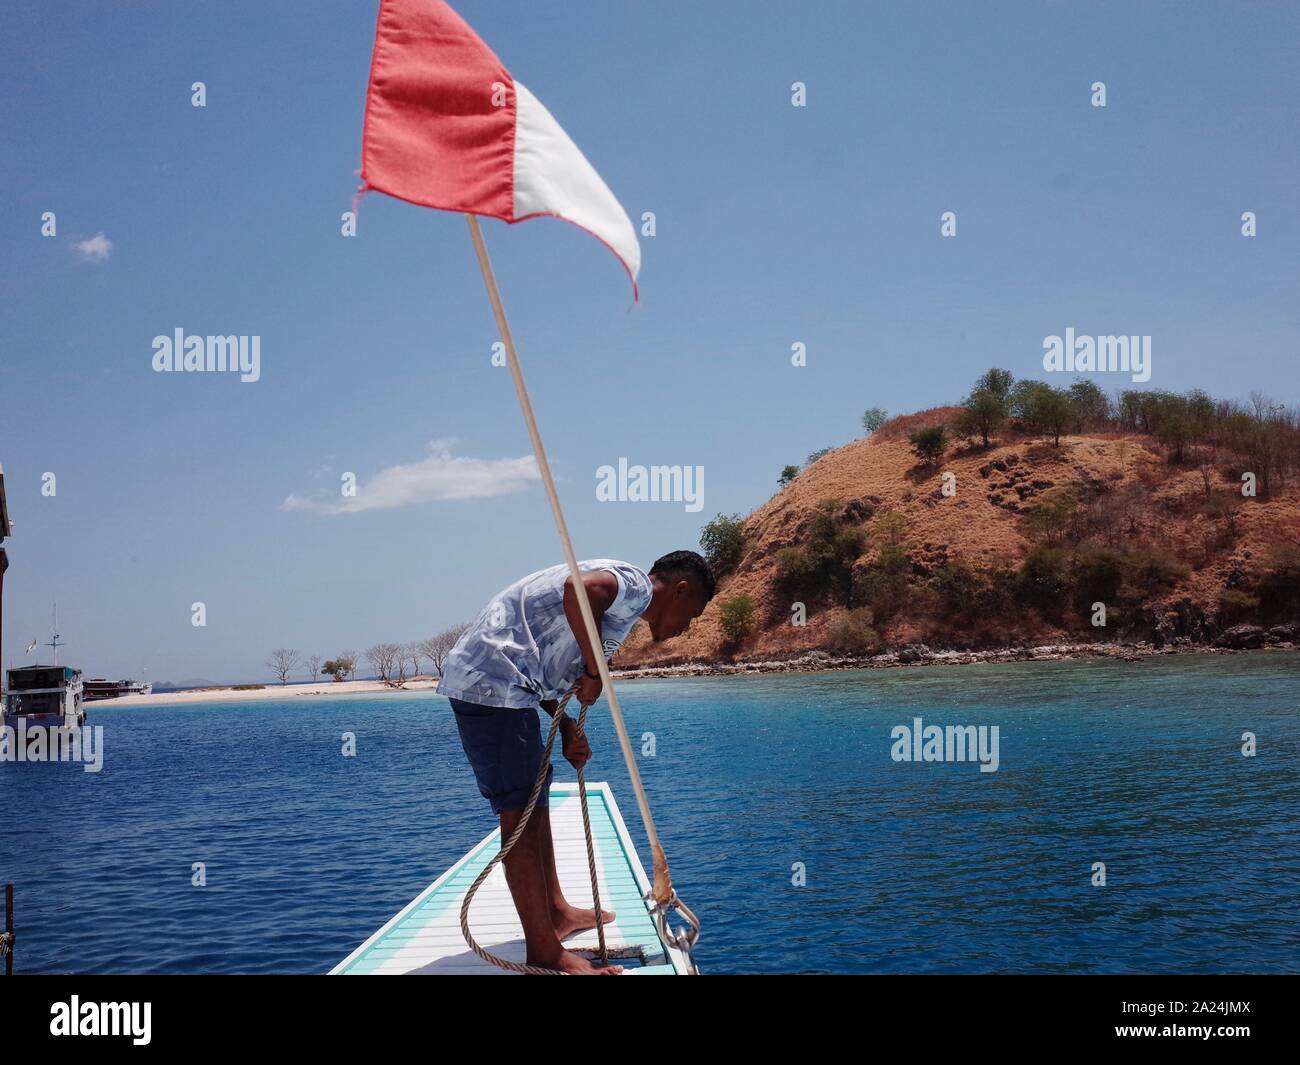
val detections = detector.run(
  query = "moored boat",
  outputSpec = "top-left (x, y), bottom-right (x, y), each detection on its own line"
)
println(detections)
top-left (83, 678), bottom-right (153, 701)
top-left (2, 665), bottom-right (85, 730)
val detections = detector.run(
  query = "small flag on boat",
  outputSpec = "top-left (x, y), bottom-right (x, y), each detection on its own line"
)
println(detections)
top-left (359, 0), bottom-right (641, 294)
top-left (24, 639), bottom-right (37, 654)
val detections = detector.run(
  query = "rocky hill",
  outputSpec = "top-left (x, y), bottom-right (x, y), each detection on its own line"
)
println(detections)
top-left (619, 406), bottom-right (1300, 668)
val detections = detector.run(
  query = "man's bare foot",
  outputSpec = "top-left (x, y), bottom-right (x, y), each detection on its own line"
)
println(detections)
top-left (528, 948), bottom-right (623, 975)
top-left (551, 904), bottom-right (616, 940)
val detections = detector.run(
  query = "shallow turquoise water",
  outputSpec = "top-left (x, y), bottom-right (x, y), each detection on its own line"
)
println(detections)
top-left (2, 651), bottom-right (1298, 973)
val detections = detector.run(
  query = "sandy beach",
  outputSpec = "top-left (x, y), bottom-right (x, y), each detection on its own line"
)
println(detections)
top-left (101, 677), bottom-right (445, 708)
top-left (91, 641), bottom-right (1298, 708)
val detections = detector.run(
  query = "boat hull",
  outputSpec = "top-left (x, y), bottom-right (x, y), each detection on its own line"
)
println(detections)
top-left (331, 781), bottom-right (689, 975)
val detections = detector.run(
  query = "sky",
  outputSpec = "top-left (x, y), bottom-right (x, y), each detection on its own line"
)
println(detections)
top-left (1, 0), bottom-right (1297, 683)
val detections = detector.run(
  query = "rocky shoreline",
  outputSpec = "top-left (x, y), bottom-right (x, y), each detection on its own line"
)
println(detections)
top-left (614, 624), bottom-right (1299, 680)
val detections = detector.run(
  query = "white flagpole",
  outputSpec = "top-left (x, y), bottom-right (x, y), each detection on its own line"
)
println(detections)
top-left (464, 214), bottom-right (676, 904)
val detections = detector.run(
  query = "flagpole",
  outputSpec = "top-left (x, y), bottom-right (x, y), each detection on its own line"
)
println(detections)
top-left (464, 214), bottom-right (675, 905)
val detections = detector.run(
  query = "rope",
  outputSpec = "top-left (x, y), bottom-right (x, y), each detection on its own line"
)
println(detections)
top-left (458, 686), bottom-right (616, 974)
top-left (0, 932), bottom-right (12, 957)
top-left (572, 700), bottom-right (607, 965)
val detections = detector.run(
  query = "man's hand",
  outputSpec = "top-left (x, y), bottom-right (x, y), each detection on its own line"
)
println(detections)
top-left (560, 716), bottom-right (592, 771)
top-left (576, 669), bottom-right (603, 707)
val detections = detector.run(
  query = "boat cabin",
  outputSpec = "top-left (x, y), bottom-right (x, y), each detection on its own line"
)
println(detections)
top-left (3, 665), bottom-right (85, 729)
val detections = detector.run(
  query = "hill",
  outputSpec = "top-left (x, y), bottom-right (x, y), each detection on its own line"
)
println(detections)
top-left (619, 393), bottom-right (1300, 669)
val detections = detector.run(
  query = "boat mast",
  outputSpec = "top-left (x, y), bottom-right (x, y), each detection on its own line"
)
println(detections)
top-left (45, 602), bottom-right (63, 666)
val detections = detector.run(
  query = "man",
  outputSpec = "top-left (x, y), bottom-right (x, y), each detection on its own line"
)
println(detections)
top-left (437, 550), bottom-right (715, 975)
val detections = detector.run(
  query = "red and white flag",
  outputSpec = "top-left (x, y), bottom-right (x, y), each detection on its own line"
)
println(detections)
top-left (360, 0), bottom-right (640, 295)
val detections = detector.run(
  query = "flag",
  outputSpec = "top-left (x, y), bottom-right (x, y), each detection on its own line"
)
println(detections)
top-left (24, 639), bottom-right (37, 654)
top-left (360, 0), bottom-right (640, 295)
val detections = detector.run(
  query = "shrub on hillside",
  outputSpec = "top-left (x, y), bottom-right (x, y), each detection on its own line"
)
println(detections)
top-left (1072, 544), bottom-right (1127, 606)
top-left (717, 595), bottom-right (756, 643)
top-left (827, 608), bottom-right (881, 655)
top-left (774, 546), bottom-right (817, 598)
top-left (1256, 545), bottom-right (1300, 619)
top-left (1124, 548), bottom-right (1189, 595)
top-left (854, 511), bottom-right (912, 619)
top-left (933, 561), bottom-right (987, 614)
top-left (1026, 487), bottom-right (1080, 544)
top-left (1218, 589), bottom-right (1261, 625)
top-left (1016, 544), bottom-right (1072, 610)
top-left (982, 560), bottom-right (1018, 611)
top-left (772, 501), bottom-right (865, 606)
top-left (908, 424), bottom-right (948, 465)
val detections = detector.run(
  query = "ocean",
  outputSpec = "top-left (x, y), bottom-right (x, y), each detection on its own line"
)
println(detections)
top-left (2, 651), bottom-right (1297, 974)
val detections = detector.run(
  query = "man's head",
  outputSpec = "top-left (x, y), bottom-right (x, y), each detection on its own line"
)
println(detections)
top-left (645, 550), bottom-right (715, 641)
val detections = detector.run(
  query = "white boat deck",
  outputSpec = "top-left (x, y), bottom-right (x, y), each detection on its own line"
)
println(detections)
top-left (331, 782), bottom-right (687, 974)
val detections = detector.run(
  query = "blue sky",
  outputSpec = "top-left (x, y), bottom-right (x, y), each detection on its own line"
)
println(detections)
top-left (1, 0), bottom-right (1297, 683)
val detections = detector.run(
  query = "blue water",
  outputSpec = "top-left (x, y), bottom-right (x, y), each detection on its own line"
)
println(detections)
top-left (2, 652), bottom-right (1298, 974)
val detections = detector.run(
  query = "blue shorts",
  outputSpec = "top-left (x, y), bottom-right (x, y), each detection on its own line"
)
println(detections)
top-left (449, 698), bottom-right (553, 814)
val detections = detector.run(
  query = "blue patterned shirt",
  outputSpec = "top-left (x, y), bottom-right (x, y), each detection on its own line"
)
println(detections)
top-left (436, 560), bottom-right (653, 709)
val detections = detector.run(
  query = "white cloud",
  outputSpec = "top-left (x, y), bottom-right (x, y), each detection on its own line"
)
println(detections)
top-left (281, 440), bottom-right (539, 515)
top-left (74, 232), bottom-right (112, 262)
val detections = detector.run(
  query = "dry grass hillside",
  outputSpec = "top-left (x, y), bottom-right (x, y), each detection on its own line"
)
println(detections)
top-left (619, 410), bottom-right (1300, 667)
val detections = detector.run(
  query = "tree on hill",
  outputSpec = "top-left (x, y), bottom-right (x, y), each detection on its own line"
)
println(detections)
top-left (1011, 381), bottom-right (1072, 445)
top-left (908, 424), bottom-right (948, 465)
top-left (779, 465), bottom-right (800, 487)
top-left (1067, 379), bottom-right (1111, 429)
top-left (974, 368), bottom-right (1015, 404)
top-left (953, 387), bottom-right (1007, 448)
top-left (861, 407), bottom-right (889, 435)
top-left (700, 513), bottom-right (748, 580)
